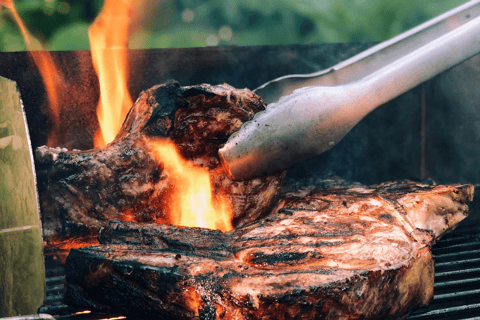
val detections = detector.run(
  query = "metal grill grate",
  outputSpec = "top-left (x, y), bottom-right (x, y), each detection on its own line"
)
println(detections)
top-left (39, 220), bottom-right (480, 320)
top-left (408, 223), bottom-right (480, 320)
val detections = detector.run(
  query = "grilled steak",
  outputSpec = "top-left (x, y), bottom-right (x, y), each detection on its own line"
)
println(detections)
top-left (64, 177), bottom-right (474, 319)
top-left (35, 81), bottom-right (285, 247)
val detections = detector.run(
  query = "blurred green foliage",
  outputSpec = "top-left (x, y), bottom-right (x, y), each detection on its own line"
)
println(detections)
top-left (0, 0), bottom-right (467, 52)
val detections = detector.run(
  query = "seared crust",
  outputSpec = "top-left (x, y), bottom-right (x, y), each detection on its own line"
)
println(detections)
top-left (64, 178), bottom-right (473, 319)
top-left (36, 81), bottom-right (285, 246)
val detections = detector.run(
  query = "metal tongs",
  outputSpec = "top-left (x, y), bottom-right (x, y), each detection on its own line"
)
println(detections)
top-left (219, 0), bottom-right (480, 180)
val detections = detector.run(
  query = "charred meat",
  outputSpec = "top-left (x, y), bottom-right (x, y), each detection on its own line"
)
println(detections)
top-left (64, 177), bottom-right (474, 319)
top-left (35, 81), bottom-right (285, 246)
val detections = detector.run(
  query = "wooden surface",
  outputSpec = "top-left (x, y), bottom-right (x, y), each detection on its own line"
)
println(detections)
top-left (0, 76), bottom-right (45, 317)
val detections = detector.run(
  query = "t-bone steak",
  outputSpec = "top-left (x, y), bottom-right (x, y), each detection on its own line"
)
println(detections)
top-left (64, 177), bottom-right (474, 319)
top-left (35, 81), bottom-right (285, 247)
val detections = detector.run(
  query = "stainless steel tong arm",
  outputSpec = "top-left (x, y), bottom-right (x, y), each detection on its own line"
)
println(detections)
top-left (219, 0), bottom-right (480, 180)
top-left (255, 0), bottom-right (480, 104)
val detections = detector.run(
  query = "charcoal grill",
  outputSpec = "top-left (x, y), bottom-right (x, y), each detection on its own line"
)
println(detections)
top-left (1, 44), bottom-right (480, 319)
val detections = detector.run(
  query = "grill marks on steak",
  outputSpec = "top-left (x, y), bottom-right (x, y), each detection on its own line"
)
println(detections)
top-left (233, 205), bottom-right (424, 271)
top-left (35, 81), bottom-right (285, 246)
top-left (64, 178), bottom-right (474, 319)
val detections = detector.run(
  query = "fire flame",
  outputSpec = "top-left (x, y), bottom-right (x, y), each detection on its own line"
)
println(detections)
top-left (149, 139), bottom-right (233, 232)
top-left (89, 0), bottom-right (133, 147)
top-left (5, 0), bottom-right (233, 232)
top-left (1, 0), bottom-right (62, 146)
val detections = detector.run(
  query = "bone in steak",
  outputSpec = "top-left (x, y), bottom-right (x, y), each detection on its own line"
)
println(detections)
top-left (64, 177), bottom-right (474, 319)
top-left (35, 81), bottom-right (285, 247)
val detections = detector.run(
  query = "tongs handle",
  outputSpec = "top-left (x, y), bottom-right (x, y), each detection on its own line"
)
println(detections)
top-left (255, 0), bottom-right (480, 104)
top-left (220, 1), bottom-right (480, 180)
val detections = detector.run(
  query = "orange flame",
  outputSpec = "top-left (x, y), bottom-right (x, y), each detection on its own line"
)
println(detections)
top-left (149, 139), bottom-right (233, 232)
top-left (1, 0), bottom-right (62, 146)
top-left (89, 0), bottom-right (133, 147)
top-left (3, 0), bottom-right (233, 233)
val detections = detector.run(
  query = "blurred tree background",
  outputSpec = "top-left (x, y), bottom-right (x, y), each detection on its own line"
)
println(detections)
top-left (0, 0), bottom-right (467, 52)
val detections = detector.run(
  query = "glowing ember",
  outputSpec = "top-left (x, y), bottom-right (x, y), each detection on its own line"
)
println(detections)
top-left (89, 0), bottom-right (133, 147)
top-left (149, 139), bottom-right (233, 232)
top-left (1, 0), bottom-right (62, 146)
top-left (74, 310), bottom-right (91, 315)
top-left (73, 310), bottom-right (127, 320)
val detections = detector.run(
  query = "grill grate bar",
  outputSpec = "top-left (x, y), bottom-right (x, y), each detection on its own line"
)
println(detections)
top-left (408, 303), bottom-right (480, 319)
top-left (432, 242), bottom-right (480, 252)
top-left (439, 231), bottom-right (480, 241)
top-left (435, 278), bottom-right (480, 288)
top-left (46, 284), bottom-right (64, 295)
top-left (434, 250), bottom-right (480, 259)
top-left (433, 288), bottom-right (480, 300)
top-left (46, 275), bottom-right (66, 286)
top-left (45, 294), bottom-right (65, 305)
top-left (46, 267), bottom-right (66, 278)
top-left (435, 258), bottom-right (480, 268)
top-left (436, 267), bottom-right (480, 278)
top-left (38, 304), bottom-right (79, 316)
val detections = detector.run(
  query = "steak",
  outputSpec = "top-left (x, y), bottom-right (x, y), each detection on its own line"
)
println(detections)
top-left (64, 177), bottom-right (474, 319)
top-left (35, 81), bottom-right (285, 247)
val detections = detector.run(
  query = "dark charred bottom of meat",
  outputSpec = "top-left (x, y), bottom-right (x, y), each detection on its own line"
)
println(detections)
top-left (65, 245), bottom-right (433, 320)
